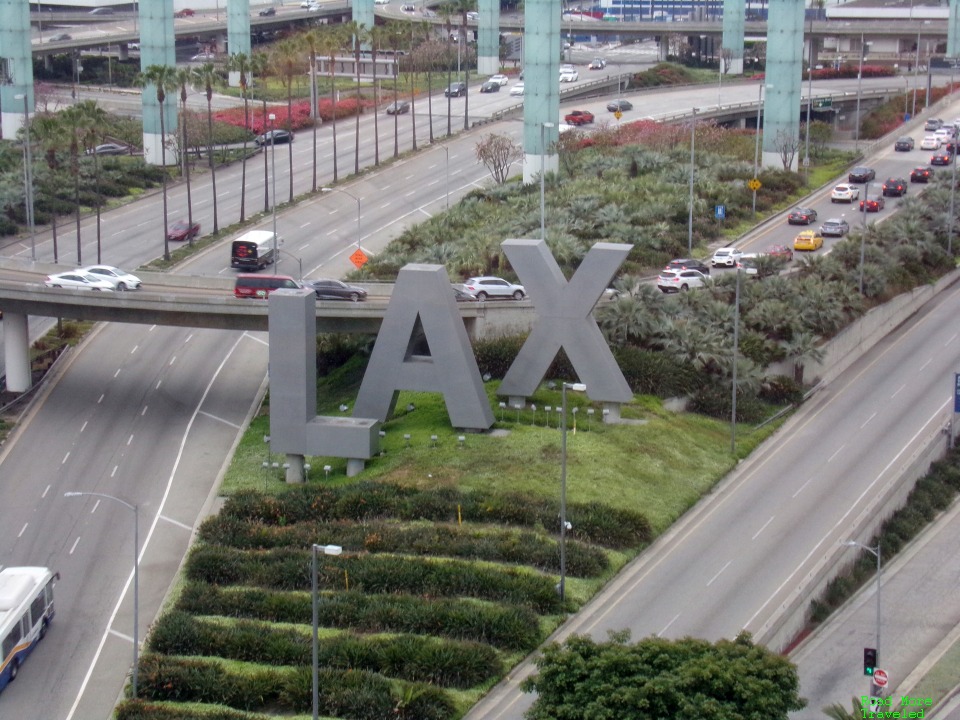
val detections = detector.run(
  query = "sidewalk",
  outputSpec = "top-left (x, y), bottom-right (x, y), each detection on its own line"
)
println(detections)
top-left (789, 494), bottom-right (960, 718)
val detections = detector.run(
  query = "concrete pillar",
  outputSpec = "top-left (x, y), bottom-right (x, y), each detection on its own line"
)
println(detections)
top-left (477, 0), bottom-right (500, 77)
top-left (522, 0), bottom-right (559, 184)
top-left (602, 402), bottom-right (621, 423)
top-left (227, 0), bottom-right (251, 73)
top-left (0, 0), bottom-right (34, 139)
top-left (762, 1), bottom-right (805, 171)
top-left (352, 0), bottom-right (373, 40)
top-left (140, 0), bottom-right (178, 166)
top-left (285, 453), bottom-right (305, 484)
top-left (950, 0), bottom-right (960, 57)
top-left (346, 458), bottom-right (366, 477)
top-left (721, 0), bottom-right (744, 75)
top-left (119, 44), bottom-right (130, 62)
top-left (3, 312), bottom-right (30, 393)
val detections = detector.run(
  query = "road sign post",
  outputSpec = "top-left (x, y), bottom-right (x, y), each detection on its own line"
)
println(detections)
top-left (873, 668), bottom-right (888, 688)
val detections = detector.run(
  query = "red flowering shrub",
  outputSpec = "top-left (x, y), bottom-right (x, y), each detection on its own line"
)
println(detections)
top-left (213, 96), bottom-right (376, 134)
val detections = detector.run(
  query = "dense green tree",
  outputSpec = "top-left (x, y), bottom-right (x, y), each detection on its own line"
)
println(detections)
top-left (226, 51), bottom-right (254, 222)
top-left (191, 62), bottom-right (220, 235)
top-left (298, 27), bottom-right (324, 192)
top-left (174, 66), bottom-right (195, 237)
top-left (522, 631), bottom-right (805, 720)
top-left (271, 38), bottom-right (305, 203)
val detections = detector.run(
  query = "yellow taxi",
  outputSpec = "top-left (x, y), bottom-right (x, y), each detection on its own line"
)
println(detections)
top-left (794, 229), bottom-right (824, 251)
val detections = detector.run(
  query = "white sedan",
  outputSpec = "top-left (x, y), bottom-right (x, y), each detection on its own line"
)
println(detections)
top-left (79, 265), bottom-right (142, 290)
top-left (44, 271), bottom-right (115, 291)
top-left (509, 82), bottom-right (524, 96)
top-left (489, 73), bottom-right (509, 86)
top-left (920, 135), bottom-right (942, 150)
top-left (830, 183), bottom-right (860, 203)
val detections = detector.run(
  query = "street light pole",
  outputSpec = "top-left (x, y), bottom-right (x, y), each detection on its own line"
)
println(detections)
top-left (913, 30), bottom-right (921, 117)
top-left (859, 179), bottom-right (870, 294)
top-left (559, 382), bottom-right (586, 601)
top-left (64, 491), bottom-right (139, 699)
top-left (855, 32), bottom-right (866, 152)
top-left (321, 187), bottom-right (362, 249)
top-left (843, 540), bottom-right (881, 696)
top-left (731, 266), bottom-right (740, 453)
top-left (687, 107), bottom-right (697, 254)
top-left (949, 147), bottom-right (958, 257)
top-left (15, 93), bottom-right (35, 262)
top-left (540, 122), bottom-right (555, 240)
top-left (752, 83), bottom-right (763, 216)
top-left (269, 113), bottom-right (279, 273)
top-left (311, 543), bottom-right (343, 720)
top-left (804, 64), bottom-right (812, 175)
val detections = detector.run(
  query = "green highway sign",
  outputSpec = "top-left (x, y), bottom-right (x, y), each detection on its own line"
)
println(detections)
top-left (813, 98), bottom-right (833, 109)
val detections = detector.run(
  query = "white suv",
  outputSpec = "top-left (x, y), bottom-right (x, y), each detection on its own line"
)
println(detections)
top-left (711, 247), bottom-right (742, 267)
top-left (559, 67), bottom-right (579, 82)
top-left (462, 276), bottom-right (526, 300)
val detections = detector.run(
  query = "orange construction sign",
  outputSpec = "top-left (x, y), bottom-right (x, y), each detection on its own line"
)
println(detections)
top-left (350, 248), bottom-right (368, 269)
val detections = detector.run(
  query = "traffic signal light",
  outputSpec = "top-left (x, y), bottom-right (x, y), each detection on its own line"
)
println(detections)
top-left (864, 647), bottom-right (878, 676)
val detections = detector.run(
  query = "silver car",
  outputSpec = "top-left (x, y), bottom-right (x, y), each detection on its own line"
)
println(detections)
top-left (79, 265), bottom-right (142, 291)
top-left (462, 276), bottom-right (525, 301)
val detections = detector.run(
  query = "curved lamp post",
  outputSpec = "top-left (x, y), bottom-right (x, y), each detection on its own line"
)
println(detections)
top-left (312, 543), bottom-right (343, 720)
top-left (842, 539), bottom-right (882, 697)
top-left (64, 491), bottom-right (139, 698)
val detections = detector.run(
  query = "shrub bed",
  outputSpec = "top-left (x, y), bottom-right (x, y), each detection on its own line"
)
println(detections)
top-left (132, 655), bottom-right (456, 719)
top-left (149, 611), bottom-right (501, 688)
top-left (198, 516), bottom-right (610, 577)
top-left (185, 545), bottom-right (563, 614)
top-left (116, 700), bottom-right (272, 720)
top-left (175, 582), bottom-right (542, 651)
top-left (218, 484), bottom-right (652, 550)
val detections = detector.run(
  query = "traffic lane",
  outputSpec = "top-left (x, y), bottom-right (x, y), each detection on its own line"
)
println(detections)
top-left (467, 281), bottom-right (960, 720)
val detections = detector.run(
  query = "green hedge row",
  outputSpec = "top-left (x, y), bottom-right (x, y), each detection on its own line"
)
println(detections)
top-left (185, 545), bottom-right (563, 614)
top-left (134, 654), bottom-right (456, 719)
top-left (219, 484), bottom-right (652, 550)
top-left (116, 700), bottom-right (271, 720)
top-left (149, 611), bottom-right (501, 689)
top-left (198, 516), bottom-right (609, 578)
top-left (176, 582), bottom-right (542, 651)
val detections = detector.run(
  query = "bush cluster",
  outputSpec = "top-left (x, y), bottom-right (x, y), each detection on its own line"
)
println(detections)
top-left (614, 346), bottom-right (702, 397)
top-left (116, 700), bottom-right (270, 720)
top-left (133, 655), bottom-right (455, 719)
top-left (200, 515), bottom-right (609, 577)
top-left (218, 484), bottom-right (652, 550)
top-left (808, 449), bottom-right (960, 624)
top-left (149, 611), bottom-right (501, 688)
top-left (185, 544), bottom-right (563, 613)
top-left (176, 581), bottom-right (542, 651)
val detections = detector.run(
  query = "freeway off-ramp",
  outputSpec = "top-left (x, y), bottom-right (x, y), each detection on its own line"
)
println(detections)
top-left (2, 78), bottom-right (960, 720)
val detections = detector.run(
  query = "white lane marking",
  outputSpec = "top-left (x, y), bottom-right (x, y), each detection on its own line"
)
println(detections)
top-left (185, 333), bottom-right (194, 343)
top-left (380, 201), bottom-right (392, 208)
top-left (160, 515), bottom-right (193, 531)
top-left (752, 516), bottom-right (774, 541)
top-left (706, 560), bottom-right (731, 587)
top-left (827, 444), bottom-right (845, 463)
top-left (91, 499), bottom-right (100, 513)
top-left (946, 332), bottom-right (958, 346)
top-left (141, 406), bottom-right (148, 416)
top-left (428, 179), bottom-right (439, 186)
top-left (69, 537), bottom-right (80, 554)
top-left (405, 190), bottom-right (416, 197)
top-left (98, 394), bottom-right (105, 403)
top-left (66, 332), bottom-right (254, 720)
top-left (127, 434), bottom-right (134, 446)
top-left (18, 523), bottom-right (28, 538)
top-left (108, 629), bottom-right (133, 643)
top-left (658, 613), bottom-right (681, 637)
top-left (114, 368), bottom-right (121, 378)
top-left (169, 356), bottom-right (176, 365)
top-left (111, 465), bottom-right (118, 478)
top-left (42, 484), bottom-right (51, 499)
top-left (299, 222), bottom-right (311, 229)
top-left (198, 410), bottom-right (242, 429)
top-left (244, 331), bottom-right (269, 347)
top-left (861, 412), bottom-right (877, 429)
top-left (156, 379), bottom-right (162, 389)
top-left (130, 345), bottom-right (138, 354)
top-left (80, 421), bottom-right (88, 433)
top-left (62, 452), bottom-right (70, 464)
top-left (920, 358), bottom-right (932, 372)
top-left (891, 384), bottom-right (906, 398)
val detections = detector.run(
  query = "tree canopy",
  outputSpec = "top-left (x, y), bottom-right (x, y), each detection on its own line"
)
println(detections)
top-left (521, 630), bottom-right (806, 720)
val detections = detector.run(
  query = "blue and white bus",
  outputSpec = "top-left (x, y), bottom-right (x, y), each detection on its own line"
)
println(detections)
top-left (0, 567), bottom-right (59, 693)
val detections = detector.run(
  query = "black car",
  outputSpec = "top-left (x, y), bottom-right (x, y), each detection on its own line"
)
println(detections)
top-left (664, 258), bottom-right (710, 275)
top-left (258, 6), bottom-right (276, 15)
top-left (606, 99), bottom-right (633, 112)
top-left (848, 166), bottom-right (876, 183)
top-left (910, 165), bottom-right (934, 183)
top-left (49, 33), bottom-right (72, 42)
top-left (787, 207), bottom-right (818, 225)
top-left (931, 151), bottom-right (953, 166)
top-left (881, 177), bottom-right (909, 197)
top-left (444, 82), bottom-right (466, 97)
top-left (385, 100), bottom-right (410, 114)
top-left (255, 129), bottom-right (294, 146)
top-left (479, 81), bottom-right (501, 93)
top-left (309, 279), bottom-right (368, 302)
top-left (894, 136), bottom-right (915, 151)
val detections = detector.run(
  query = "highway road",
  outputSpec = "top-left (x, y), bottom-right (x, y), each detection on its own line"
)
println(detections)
top-left (0, 77), bottom-right (956, 720)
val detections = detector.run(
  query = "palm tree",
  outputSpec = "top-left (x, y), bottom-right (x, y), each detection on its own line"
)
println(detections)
top-left (342, 21), bottom-right (368, 175)
top-left (386, 21), bottom-right (410, 156)
top-left (299, 27), bottom-right (325, 192)
top-left (271, 38), bottom-right (305, 203)
top-left (174, 66), bottom-right (195, 241)
top-left (227, 52), bottom-right (253, 222)
top-left (449, 0), bottom-right (476, 130)
top-left (319, 26), bottom-right (347, 183)
top-left (416, 21), bottom-right (434, 143)
top-left (74, 100), bottom-right (109, 262)
top-left (191, 62), bottom-right (220, 235)
top-left (438, 3), bottom-right (454, 137)
top-left (136, 64), bottom-right (180, 262)
top-left (822, 697), bottom-right (864, 720)
top-left (59, 104), bottom-right (91, 264)
top-left (28, 112), bottom-right (66, 263)
top-left (369, 25), bottom-right (386, 167)
top-left (781, 330), bottom-right (824, 385)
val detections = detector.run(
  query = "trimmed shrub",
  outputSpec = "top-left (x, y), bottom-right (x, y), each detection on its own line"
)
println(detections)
top-left (176, 582), bottom-right (542, 651)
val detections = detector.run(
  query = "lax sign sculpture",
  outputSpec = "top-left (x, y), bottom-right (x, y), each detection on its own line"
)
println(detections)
top-left (268, 239), bottom-right (633, 480)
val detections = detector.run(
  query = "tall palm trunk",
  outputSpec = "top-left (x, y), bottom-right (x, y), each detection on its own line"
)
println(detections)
top-left (310, 51), bottom-right (318, 192)
top-left (262, 97), bottom-right (269, 213)
top-left (371, 46), bottom-right (380, 166)
top-left (329, 58), bottom-right (339, 182)
top-left (181, 100), bottom-right (194, 245)
top-left (286, 84), bottom-right (294, 202)
top-left (71, 132), bottom-right (81, 264)
top-left (354, 37), bottom-right (362, 175)
top-left (160, 104), bottom-right (170, 261)
top-left (462, 15), bottom-right (469, 130)
top-left (206, 95), bottom-right (218, 234)
top-left (240, 90), bottom-right (249, 222)
top-left (393, 57), bottom-right (400, 158)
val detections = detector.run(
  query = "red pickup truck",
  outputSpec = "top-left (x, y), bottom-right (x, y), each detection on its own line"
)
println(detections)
top-left (564, 110), bottom-right (594, 125)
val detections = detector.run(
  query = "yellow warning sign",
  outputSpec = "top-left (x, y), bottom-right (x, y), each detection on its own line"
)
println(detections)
top-left (748, 178), bottom-right (762, 191)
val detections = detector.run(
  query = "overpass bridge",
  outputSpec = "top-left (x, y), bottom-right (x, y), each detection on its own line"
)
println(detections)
top-left (0, 261), bottom-right (536, 392)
